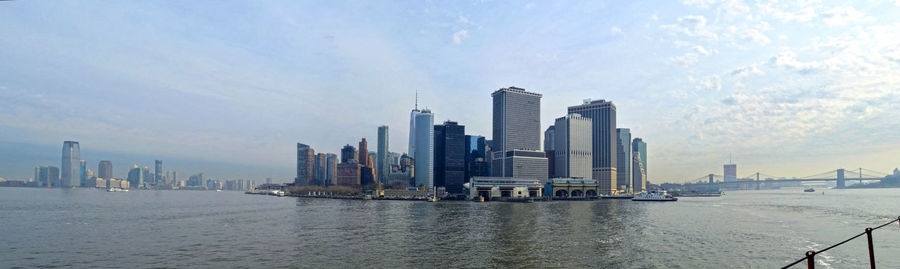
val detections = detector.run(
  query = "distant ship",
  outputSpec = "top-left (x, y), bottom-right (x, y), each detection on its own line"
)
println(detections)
top-left (107, 187), bottom-right (129, 192)
top-left (804, 188), bottom-right (815, 192)
top-left (632, 190), bottom-right (677, 202)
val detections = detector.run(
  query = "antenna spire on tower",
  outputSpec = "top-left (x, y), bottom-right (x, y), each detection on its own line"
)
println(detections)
top-left (415, 90), bottom-right (419, 110)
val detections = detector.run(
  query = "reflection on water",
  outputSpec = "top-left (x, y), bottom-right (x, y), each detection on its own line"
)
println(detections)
top-left (3, 188), bottom-right (900, 268)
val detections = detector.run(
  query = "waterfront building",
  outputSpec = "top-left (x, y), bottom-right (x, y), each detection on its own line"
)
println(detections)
top-left (616, 128), bottom-right (632, 192)
top-left (554, 114), bottom-right (593, 180)
top-left (358, 138), bottom-right (369, 166)
top-left (464, 135), bottom-right (488, 181)
top-left (469, 177), bottom-right (544, 200)
top-left (155, 160), bottom-right (163, 185)
top-left (127, 165), bottom-right (144, 188)
top-left (544, 178), bottom-right (600, 198)
top-left (632, 138), bottom-right (647, 180)
top-left (326, 153), bottom-right (337, 186)
top-left (314, 153), bottom-right (327, 185)
top-left (37, 166), bottom-right (59, 187)
top-left (544, 126), bottom-right (555, 151)
top-left (490, 87), bottom-right (547, 180)
top-left (377, 125), bottom-right (390, 185)
top-left (61, 141), bottom-right (80, 187)
top-left (340, 144), bottom-right (357, 163)
top-left (633, 154), bottom-right (646, 193)
top-left (414, 109), bottom-right (434, 188)
top-left (171, 171), bottom-right (177, 185)
top-left (568, 99), bottom-right (617, 194)
top-left (724, 164), bottom-right (737, 182)
top-left (434, 121), bottom-right (466, 195)
top-left (80, 160), bottom-right (87, 187)
top-left (98, 160), bottom-right (113, 179)
top-left (295, 143), bottom-right (315, 186)
top-left (336, 162), bottom-right (361, 186)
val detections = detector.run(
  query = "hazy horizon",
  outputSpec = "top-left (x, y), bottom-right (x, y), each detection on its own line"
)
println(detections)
top-left (2, 1), bottom-right (899, 183)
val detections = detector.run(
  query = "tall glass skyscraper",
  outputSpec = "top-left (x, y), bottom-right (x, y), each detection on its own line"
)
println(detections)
top-left (413, 109), bottom-right (434, 188)
top-left (314, 153), bottom-right (326, 185)
top-left (80, 160), bottom-right (87, 187)
top-left (155, 160), bottom-right (163, 185)
top-left (326, 153), bottom-right (337, 186)
top-left (295, 143), bottom-right (315, 186)
top-left (377, 125), bottom-right (389, 185)
top-left (61, 141), bottom-right (80, 187)
top-left (616, 128), bottom-right (632, 192)
top-left (568, 99), bottom-right (617, 194)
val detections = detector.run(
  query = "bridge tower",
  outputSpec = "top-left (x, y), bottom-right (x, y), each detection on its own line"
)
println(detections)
top-left (708, 174), bottom-right (714, 184)
top-left (836, 168), bottom-right (846, 189)
top-left (756, 172), bottom-right (760, 190)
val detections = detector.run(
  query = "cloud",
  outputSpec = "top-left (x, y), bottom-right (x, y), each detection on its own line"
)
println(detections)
top-left (610, 26), bottom-right (622, 34)
top-left (452, 30), bottom-right (469, 44)
top-left (821, 6), bottom-right (866, 26)
top-left (669, 53), bottom-right (701, 66)
top-left (458, 15), bottom-right (470, 24)
top-left (660, 15), bottom-right (719, 40)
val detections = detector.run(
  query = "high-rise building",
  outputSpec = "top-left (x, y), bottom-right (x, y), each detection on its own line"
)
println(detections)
top-left (326, 153), bottom-right (337, 186)
top-left (127, 164), bottom-right (144, 188)
top-left (409, 96), bottom-right (422, 159)
top-left (377, 125), bottom-right (390, 185)
top-left (314, 153), bottom-right (327, 185)
top-left (464, 135), bottom-right (489, 181)
top-left (724, 164), bottom-right (737, 182)
top-left (554, 114), bottom-right (593, 179)
top-left (632, 138), bottom-right (647, 180)
top-left (98, 160), bottom-right (113, 179)
top-left (490, 87), bottom-right (547, 180)
top-left (358, 138), bottom-right (369, 166)
top-left (189, 173), bottom-right (205, 188)
top-left (633, 153), bottom-right (646, 193)
top-left (616, 128), bottom-right (632, 192)
top-left (295, 143), bottom-right (315, 186)
top-left (61, 141), bottom-right (80, 187)
top-left (341, 145), bottom-right (357, 163)
top-left (543, 126), bottom-right (555, 151)
top-left (172, 171), bottom-right (178, 185)
top-left (434, 121), bottom-right (466, 195)
top-left (414, 109), bottom-right (434, 188)
top-left (568, 99), bottom-right (617, 194)
top-left (336, 162), bottom-right (361, 186)
top-left (37, 166), bottom-right (59, 187)
top-left (79, 160), bottom-right (87, 187)
top-left (166, 170), bottom-right (174, 185)
top-left (155, 160), bottom-right (163, 185)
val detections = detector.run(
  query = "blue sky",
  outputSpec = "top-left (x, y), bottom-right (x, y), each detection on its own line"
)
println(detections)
top-left (1, 0), bottom-right (899, 183)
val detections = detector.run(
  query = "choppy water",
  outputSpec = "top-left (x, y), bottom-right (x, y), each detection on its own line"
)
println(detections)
top-left (2, 187), bottom-right (900, 268)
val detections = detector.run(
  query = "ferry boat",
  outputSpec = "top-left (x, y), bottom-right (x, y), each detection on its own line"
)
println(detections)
top-left (107, 187), bottom-right (129, 192)
top-left (804, 188), bottom-right (815, 192)
top-left (632, 190), bottom-right (677, 202)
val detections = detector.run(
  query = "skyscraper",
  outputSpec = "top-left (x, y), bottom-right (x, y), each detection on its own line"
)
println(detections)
top-left (326, 153), bottom-right (337, 186)
top-left (554, 114), bottom-right (593, 179)
top-left (409, 93), bottom-right (422, 159)
top-left (464, 135), bottom-right (488, 181)
top-left (616, 128), bottom-right (632, 192)
top-left (414, 109), bottom-right (434, 188)
top-left (632, 138), bottom-right (647, 180)
top-left (568, 99), bottom-right (617, 194)
top-left (38, 166), bottom-right (59, 187)
top-left (633, 153), bottom-right (646, 193)
top-left (61, 141), bottom-right (80, 187)
top-left (295, 143), bottom-right (315, 186)
top-left (314, 153), bottom-right (327, 185)
top-left (127, 164), bottom-right (144, 188)
top-left (79, 160), bottom-right (87, 187)
top-left (434, 121), bottom-right (466, 195)
top-left (543, 126), bottom-right (555, 151)
top-left (358, 138), bottom-right (369, 166)
top-left (98, 160), bottom-right (113, 179)
top-left (155, 160), bottom-right (163, 185)
top-left (724, 164), bottom-right (737, 182)
top-left (377, 125), bottom-right (390, 185)
top-left (490, 87), bottom-right (547, 180)
top-left (340, 144), bottom-right (357, 163)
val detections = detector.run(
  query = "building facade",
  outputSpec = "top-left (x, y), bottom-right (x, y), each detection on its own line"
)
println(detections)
top-left (434, 121), bottom-right (466, 195)
top-left (616, 128), bottom-right (632, 192)
top-left (469, 177), bottom-right (544, 200)
top-left (567, 99), bottom-right (617, 194)
top-left (295, 143), bottom-right (315, 186)
top-left (724, 164), bottom-right (737, 182)
top-left (464, 135), bottom-right (488, 181)
top-left (326, 153), bottom-right (337, 186)
top-left (377, 125), bottom-right (390, 185)
top-left (314, 153), bottom-right (327, 185)
top-left (61, 141), bottom-right (80, 187)
top-left (632, 138), bottom-right (647, 181)
top-left (155, 160), bottom-right (163, 185)
top-left (554, 114), bottom-right (593, 180)
top-left (98, 160), bottom-right (113, 179)
top-left (490, 87), bottom-right (547, 179)
top-left (413, 109), bottom-right (434, 188)
top-left (633, 154), bottom-right (646, 193)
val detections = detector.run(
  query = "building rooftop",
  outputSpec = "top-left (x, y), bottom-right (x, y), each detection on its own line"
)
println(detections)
top-left (491, 86), bottom-right (543, 98)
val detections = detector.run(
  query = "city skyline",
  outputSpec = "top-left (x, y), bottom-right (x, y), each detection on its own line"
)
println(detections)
top-left (2, 1), bottom-right (900, 182)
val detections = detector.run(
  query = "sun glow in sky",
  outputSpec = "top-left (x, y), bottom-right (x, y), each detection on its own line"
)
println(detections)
top-left (1, 1), bottom-right (899, 182)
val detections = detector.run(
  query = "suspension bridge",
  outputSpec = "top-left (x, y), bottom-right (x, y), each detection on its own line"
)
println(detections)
top-left (681, 168), bottom-right (892, 190)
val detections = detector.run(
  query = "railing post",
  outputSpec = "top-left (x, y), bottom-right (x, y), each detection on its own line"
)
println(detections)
top-left (866, 227), bottom-right (875, 269)
top-left (806, 250), bottom-right (816, 269)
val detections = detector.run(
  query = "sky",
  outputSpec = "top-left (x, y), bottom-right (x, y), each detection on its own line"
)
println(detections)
top-left (1, 0), bottom-right (899, 183)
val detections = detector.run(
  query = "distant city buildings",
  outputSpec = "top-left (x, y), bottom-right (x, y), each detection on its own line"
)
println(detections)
top-left (36, 166), bottom-right (59, 187)
top-left (616, 128), bottom-right (632, 192)
top-left (155, 160), bottom-right (163, 185)
top-left (633, 154), bottom-right (646, 193)
top-left (568, 99), bottom-right (617, 194)
top-left (464, 135), bottom-right (489, 182)
top-left (434, 121), bottom-right (465, 195)
top-left (326, 153), bottom-right (337, 186)
top-left (554, 114), bottom-right (593, 180)
top-left (724, 163), bottom-right (737, 182)
top-left (414, 109), bottom-right (434, 188)
top-left (490, 87), bottom-right (548, 180)
top-left (377, 125), bottom-right (390, 185)
top-left (61, 141), bottom-right (80, 187)
top-left (296, 143), bottom-right (315, 186)
top-left (98, 160), bottom-right (113, 180)
top-left (315, 153), bottom-right (327, 185)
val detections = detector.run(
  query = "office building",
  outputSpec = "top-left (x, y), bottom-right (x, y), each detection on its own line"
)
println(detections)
top-left (127, 164), bottom-right (145, 188)
top-left (554, 114), bottom-right (593, 179)
top-left (98, 160), bottom-right (113, 179)
top-left (314, 153), bottom-right (327, 185)
top-left (37, 166), bottom-right (59, 187)
top-left (336, 162), bottom-right (361, 186)
top-left (490, 87), bottom-right (548, 180)
top-left (61, 141), bottom-right (80, 187)
top-left (295, 143), bottom-right (315, 186)
top-left (544, 126), bottom-right (555, 151)
top-left (724, 164), bottom-right (737, 182)
top-left (464, 135), bottom-right (489, 181)
top-left (633, 154), bottom-right (646, 193)
top-left (341, 144), bottom-right (357, 163)
top-left (409, 95), bottom-right (422, 159)
top-left (155, 160), bottom-right (163, 185)
top-left (632, 138), bottom-right (647, 180)
top-left (79, 160), bottom-right (87, 187)
top-left (568, 99), bottom-right (617, 194)
top-left (414, 109), bottom-right (434, 188)
top-left (189, 173), bottom-right (205, 188)
top-left (377, 125), bottom-right (390, 185)
top-left (616, 128), bottom-right (632, 192)
top-left (358, 138), bottom-right (369, 166)
top-left (326, 153), bottom-right (337, 186)
top-left (434, 121), bottom-right (466, 195)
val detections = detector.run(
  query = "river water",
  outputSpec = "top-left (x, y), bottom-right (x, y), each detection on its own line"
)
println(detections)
top-left (2, 187), bottom-right (900, 268)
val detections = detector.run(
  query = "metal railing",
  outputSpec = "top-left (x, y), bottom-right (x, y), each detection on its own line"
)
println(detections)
top-left (782, 217), bottom-right (900, 269)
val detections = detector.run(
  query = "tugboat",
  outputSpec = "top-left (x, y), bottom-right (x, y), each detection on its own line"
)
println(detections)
top-left (804, 188), bottom-right (815, 192)
top-left (632, 190), bottom-right (677, 202)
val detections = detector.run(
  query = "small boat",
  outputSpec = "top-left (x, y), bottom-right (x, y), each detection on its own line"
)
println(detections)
top-left (804, 188), bottom-right (815, 192)
top-left (107, 187), bottom-right (129, 192)
top-left (216, 189), bottom-right (222, 192)
top-left (632, 190), bottom-right (677, 201)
